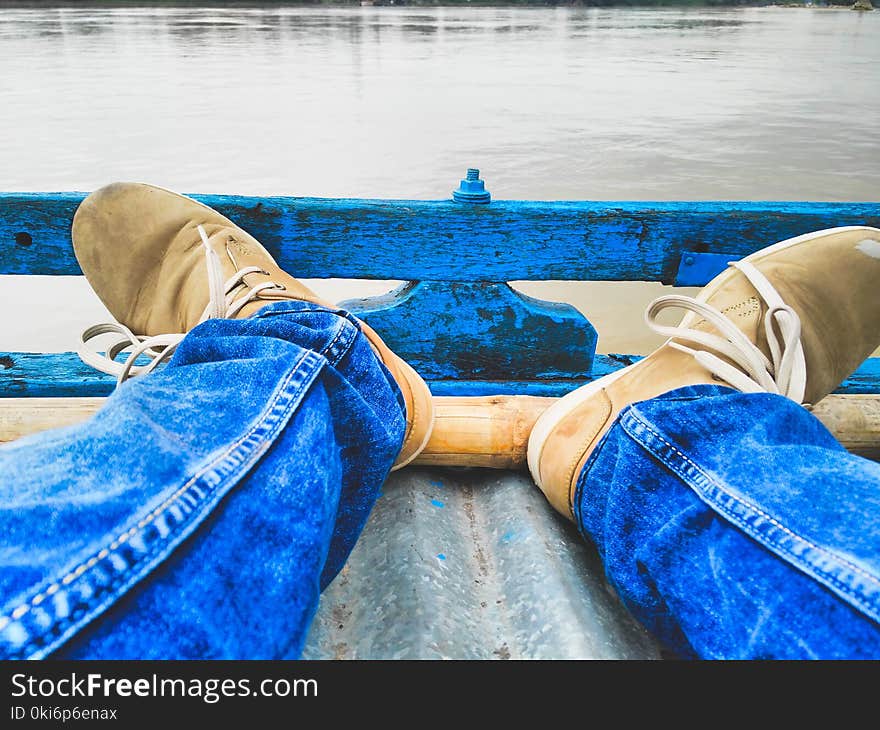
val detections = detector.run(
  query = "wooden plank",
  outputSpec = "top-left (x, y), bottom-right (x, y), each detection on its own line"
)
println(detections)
top-left (1, 351), bottom-right (878, 399)
top-left (0, 352), bottom-right (118, 398)
top-left (1, 394), bottom-right (877, 465)
top-left (0, 397), bottom-right (103, 440)
top-left (2, 193), bottom-right (877, 283)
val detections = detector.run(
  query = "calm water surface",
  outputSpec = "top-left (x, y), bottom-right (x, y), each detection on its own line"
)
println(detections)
top-left (1, 5), bottom-right (878, 199)
top-left (0, 5), bottom-right (877, 352)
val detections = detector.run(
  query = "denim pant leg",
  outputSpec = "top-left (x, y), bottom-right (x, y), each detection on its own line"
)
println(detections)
top-left (574, 384), bottom-right (880, 659)
top-left (0, 301), bottom-right (405, 659)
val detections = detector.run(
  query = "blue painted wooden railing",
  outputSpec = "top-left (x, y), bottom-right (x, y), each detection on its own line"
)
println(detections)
top-left (1, 175), bottom-right (879, 398)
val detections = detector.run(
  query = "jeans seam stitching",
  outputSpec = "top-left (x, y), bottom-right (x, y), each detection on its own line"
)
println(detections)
top-left (0, 349), bottom-right (319, 655)
top-left (319, 318), bottom-right (357, 367)
top-left (14, 353), bottom-right (315, 657)
top-left (622, 408), bottom-right (880, 619)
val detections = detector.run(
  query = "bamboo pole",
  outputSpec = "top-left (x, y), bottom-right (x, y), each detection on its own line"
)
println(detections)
top-left (810, 395), bottom-right (880, 461)
top-left (416, 395), bottom-right (556, 469)
top-left (0, 394), bottom-right (878, 469)
top-left (0, 398), bottom-right (105, 441)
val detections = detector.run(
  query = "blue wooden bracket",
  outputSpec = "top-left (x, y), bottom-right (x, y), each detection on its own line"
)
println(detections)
top-left (674, 252), bottom-right (734, 287)
top-left (340, 281), bottom-right (597, 384)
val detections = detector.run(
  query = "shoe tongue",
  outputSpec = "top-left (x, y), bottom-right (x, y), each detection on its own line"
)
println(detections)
top-left (699, 294), bottom-right (765, 348)
top-left (684, 266), bottom-right (811, 402)
top-left (665, 275), bottom-right (778, 389)
top-left (691, 272), bottom-right (772, 363)
top-left (216, 233), bottom-right (335, 317)
top-left (222, 231), bottom-right (275, 276)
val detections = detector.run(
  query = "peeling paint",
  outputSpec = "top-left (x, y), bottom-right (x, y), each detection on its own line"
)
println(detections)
top-left (1, 193), bottom-right (878, 280)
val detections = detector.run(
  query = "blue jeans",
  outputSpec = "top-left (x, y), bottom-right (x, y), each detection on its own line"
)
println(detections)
top-left (0, 302), bottom-right (405, 659)
top-left (1, 303), bottom-right (878, 659)
top-left (575, 384), bottom-right (880, 659)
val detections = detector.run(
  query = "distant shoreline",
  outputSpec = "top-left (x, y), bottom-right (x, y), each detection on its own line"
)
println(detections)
top-left (1, 0), bottom-right (870, 8)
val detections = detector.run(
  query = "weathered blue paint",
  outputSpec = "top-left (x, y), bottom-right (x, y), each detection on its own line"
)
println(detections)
top-left (1, 193), bottom-right (877, 282)
top-left (428, 380), bottom-right (619, 397)
top-left (2, 351), bottom-right (877, 399)
top-left (341, 281), bottom-right (597, 382)
top-left (1, 191), bottom-right (878, 400)
top-left (427, 354), bottom-right (880, 396)
top-left (0, 352), bottom-right (113, 398)
top-left (674, 251), bottom-right (735, 287)
top-left (452, 168), bottom-right (491, 204)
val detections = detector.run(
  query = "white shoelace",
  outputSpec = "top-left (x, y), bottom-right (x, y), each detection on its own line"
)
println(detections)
top-left (645, 260), bottom-right (807, 404)
top-left (78, 225), bottom-right (287, 384)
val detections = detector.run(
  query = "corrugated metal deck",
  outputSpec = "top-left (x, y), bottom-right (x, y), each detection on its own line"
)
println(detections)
top-left (303, 467), bottom-right (661, 660)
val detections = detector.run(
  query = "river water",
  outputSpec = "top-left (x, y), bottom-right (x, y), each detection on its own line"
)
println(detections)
top-left (1, 5), bottom-right (878, 352)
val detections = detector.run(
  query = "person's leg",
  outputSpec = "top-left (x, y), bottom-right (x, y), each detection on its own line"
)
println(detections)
top-left (0, 301), bottom-right (405, 659)
top-left (573, 384), bottom-right (880, 659)
top-left (526, 225), bottom-right (880, 657)
top-left (0, 181), bottom-right (435, 659)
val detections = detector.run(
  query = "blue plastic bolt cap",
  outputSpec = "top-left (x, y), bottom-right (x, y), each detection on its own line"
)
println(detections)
top-left (453, 168), bottom-right (491, 204)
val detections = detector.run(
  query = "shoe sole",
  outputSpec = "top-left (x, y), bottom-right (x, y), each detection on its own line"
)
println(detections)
top-left (526, 225), bottom-right (879, 490)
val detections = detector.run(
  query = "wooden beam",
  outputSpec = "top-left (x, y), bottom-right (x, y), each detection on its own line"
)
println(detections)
top-left (1, 193), bottom-right (877, 283)
top-left (1, 394), bottom-right (877, 469)
top-left (2, 351), bottom-right (879, 398)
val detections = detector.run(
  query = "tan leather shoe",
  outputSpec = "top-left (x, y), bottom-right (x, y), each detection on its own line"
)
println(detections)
top-left (527, 226), bottom-right (880, 520)
top-left (72, 182), bottom-right (433, 470)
